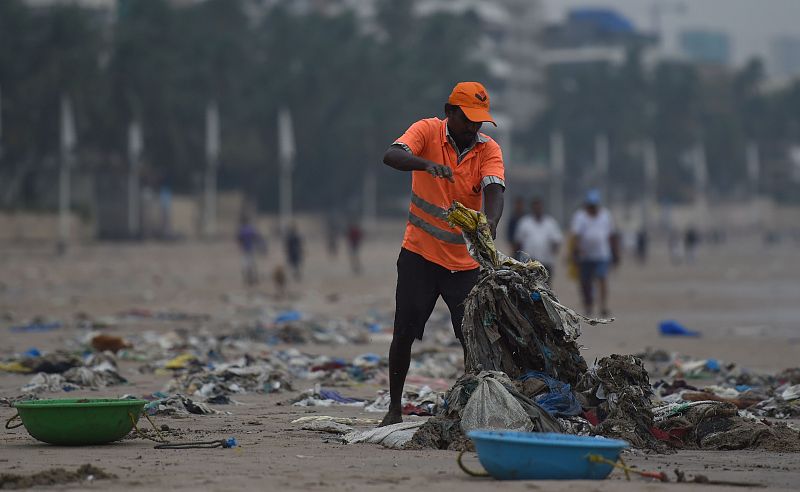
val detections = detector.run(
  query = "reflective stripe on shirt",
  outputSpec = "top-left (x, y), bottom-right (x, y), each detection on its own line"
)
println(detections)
top-left (407, 211), bottom-right (465, 245)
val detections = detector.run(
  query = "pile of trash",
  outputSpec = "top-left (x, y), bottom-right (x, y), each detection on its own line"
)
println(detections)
top-left (406, 371), bottom-right (562, 451)
top-left (577, 355), bottom-right (664, 450)
top-left (351, 203), bottom-right (800, 454)
top-left (364, 385), bottom-right (442, 416)
top-left (285, 383), bottom-right (442, 418)
top-left (287, 385), bottom-right (365, 408)
top-left (285, 351), bottom-right (386, 384)
top-left (653, 400), bottom-right (800, 451)
top-left (640, 349), bottom-right (800, 420)
top-left (448, 201), bottom-right (604, 385)
top-left (0, 350), bottom-right (82, 375)
top-left (18, 352), bottom-right (127, 394)
top-left (163, 356), bottom-right (292, 403)
top-left (219, 302), bottom-right (408, 347)
top-left (143, 393), bottom-right (221, 417)
top-left (233, 313), bottom-right (373, 346)
top-left (406, 348), bottom-right (463, 380)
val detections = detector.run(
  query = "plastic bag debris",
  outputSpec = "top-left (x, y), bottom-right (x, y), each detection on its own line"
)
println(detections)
top-left (517, 370), bottom-right (583, 417)
top-left (659, 320), bottom-right (701, 337)
top-left (461, 375), bottom-right (533, 433)
top-left (145, 394), bottom-right (221, 417)
top-left (343, 421), bottom-right (424, 449)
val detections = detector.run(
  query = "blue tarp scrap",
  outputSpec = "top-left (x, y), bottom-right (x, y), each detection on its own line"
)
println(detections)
top-left (659, 319), bottom-right (701, 337)
top-left (318, 389), bottom-right (363, 404)
top-left (518, 370), bottom-right (583, 417)
top-left (274, 311), bottom-right (302, 323)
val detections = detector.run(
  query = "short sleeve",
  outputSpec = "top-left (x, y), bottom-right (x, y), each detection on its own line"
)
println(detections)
top-left (480, 141), bottom-right (505, 187)
top-left (394, 119), bottom-right (434, 156)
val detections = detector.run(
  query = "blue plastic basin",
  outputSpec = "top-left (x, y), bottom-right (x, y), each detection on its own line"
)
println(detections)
top-left (468, 431), bottom-right (629, 480)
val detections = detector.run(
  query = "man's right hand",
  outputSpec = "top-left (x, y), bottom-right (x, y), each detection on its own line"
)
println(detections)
top-left (425, 163), bottom-right (455, 182)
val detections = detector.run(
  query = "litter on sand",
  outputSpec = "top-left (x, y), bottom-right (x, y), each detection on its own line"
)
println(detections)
top-left (350, 203), bottom-right (800, 455)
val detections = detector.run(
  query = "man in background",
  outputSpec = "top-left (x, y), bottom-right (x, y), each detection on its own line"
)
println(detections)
top-left (237, 215), bottom-right (265, 287)
top-left (285, 224), bottom-right (304, 281)
top-left (514, 197), bottom-right (562, 283)
top-left (569, 190), bottom-right (618, 317)
top-left (347, 221), bottom-right (364, 275)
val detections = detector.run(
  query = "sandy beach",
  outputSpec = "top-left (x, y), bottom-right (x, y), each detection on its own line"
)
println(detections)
top-left (1, 229), bottom-right (799, 491)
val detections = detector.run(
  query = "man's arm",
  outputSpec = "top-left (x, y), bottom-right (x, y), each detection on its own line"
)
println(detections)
top-left (483, 183), bottom-right (504, 239)
top-left (383, 145), bottom-right (454, 182)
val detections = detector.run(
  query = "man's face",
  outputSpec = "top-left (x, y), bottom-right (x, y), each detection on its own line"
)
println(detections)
top-left (532, 200), bottom-right (543, 217)
top-left (446, 105), bottom-right (482, 142)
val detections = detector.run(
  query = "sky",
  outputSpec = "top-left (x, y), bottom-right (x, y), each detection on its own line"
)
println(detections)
top-left (544, 0), bottom-right (800, 72)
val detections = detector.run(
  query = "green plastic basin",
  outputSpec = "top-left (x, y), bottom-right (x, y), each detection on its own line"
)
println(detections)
top-left (12, 398), bottom-right (147, 445)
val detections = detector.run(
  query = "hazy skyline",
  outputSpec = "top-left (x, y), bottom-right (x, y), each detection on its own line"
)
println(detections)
top-left (545, 0), bottom-right (800, 72)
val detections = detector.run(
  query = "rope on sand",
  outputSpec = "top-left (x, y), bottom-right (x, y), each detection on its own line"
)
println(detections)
top-left (129, 412), bottom-right (237, 450)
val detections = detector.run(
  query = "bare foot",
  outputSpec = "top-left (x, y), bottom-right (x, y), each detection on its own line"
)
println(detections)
top-left (379, 408), bottom-right (402, 427)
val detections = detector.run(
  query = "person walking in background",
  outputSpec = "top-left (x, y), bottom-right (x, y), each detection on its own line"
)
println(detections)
top-left (635, 227), bottom-right (648, 265)
top-left (285, 223), bottom-right (304, 281)
top-left (513, 197), bottom-right (562, 283)
top-left (507, 196), bottom-right (525, 260)
top-left (684, 225), bottom-right (699, 264)
top-left (159, 184), bottom-right (173, 239)
top-left (569, 190), bottom-right (619, 317)
top-left (380, 81), bottom-right (505, 426)
top-left (346, 221), bottom-right (364, 275)
top-left (668, 227), bottom-right (682, 264)
top-left (236, 215), bottom-right (265, 287)
top-left (325, 211), bottom-right (341, 258)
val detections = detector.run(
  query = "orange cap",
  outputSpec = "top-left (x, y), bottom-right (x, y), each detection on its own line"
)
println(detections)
top-left (448, 81), bottom-right (496, 126)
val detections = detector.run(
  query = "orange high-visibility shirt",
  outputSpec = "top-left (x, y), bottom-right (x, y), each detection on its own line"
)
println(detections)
top-left (393, 117), bottom-right (505, 271)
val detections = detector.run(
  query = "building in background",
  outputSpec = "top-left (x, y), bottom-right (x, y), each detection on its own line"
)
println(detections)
top-left (679, 29), bottom-right (731, 66)
top-left (415, 0), bottom-right (546, 157)
top-left (770, 36), bottom-right (800, 79)
top-left (542, 8), bottom-right (656, 66)
top-left (283, 0), bottom-right (549, 160)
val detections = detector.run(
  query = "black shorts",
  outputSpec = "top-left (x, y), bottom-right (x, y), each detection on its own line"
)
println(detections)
top-left (394, 248), bottom-right (479, 342)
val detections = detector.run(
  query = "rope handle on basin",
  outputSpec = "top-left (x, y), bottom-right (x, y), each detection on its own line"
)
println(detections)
top-left (129, 411), bottom-right (168, 443)
top-left (457, 450), bottom-right (490, 477)
top-left (5, 413), bottom-right (23, 430)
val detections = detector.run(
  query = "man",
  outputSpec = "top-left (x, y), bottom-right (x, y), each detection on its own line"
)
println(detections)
top-left (514, 197), bottom-right (562, 282)
top-left (346, 220), bottom-right (363, 275)
top-left (236, 214), bottom-right (265, 287)
top-left (284, 223), bottom-right (303, 281)
top-left (380, 81), bottom-right (505, 426)
top-left (684, 225), bottom-right (699, 264)
top-left (569, 190), bottom-right (618, 317)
